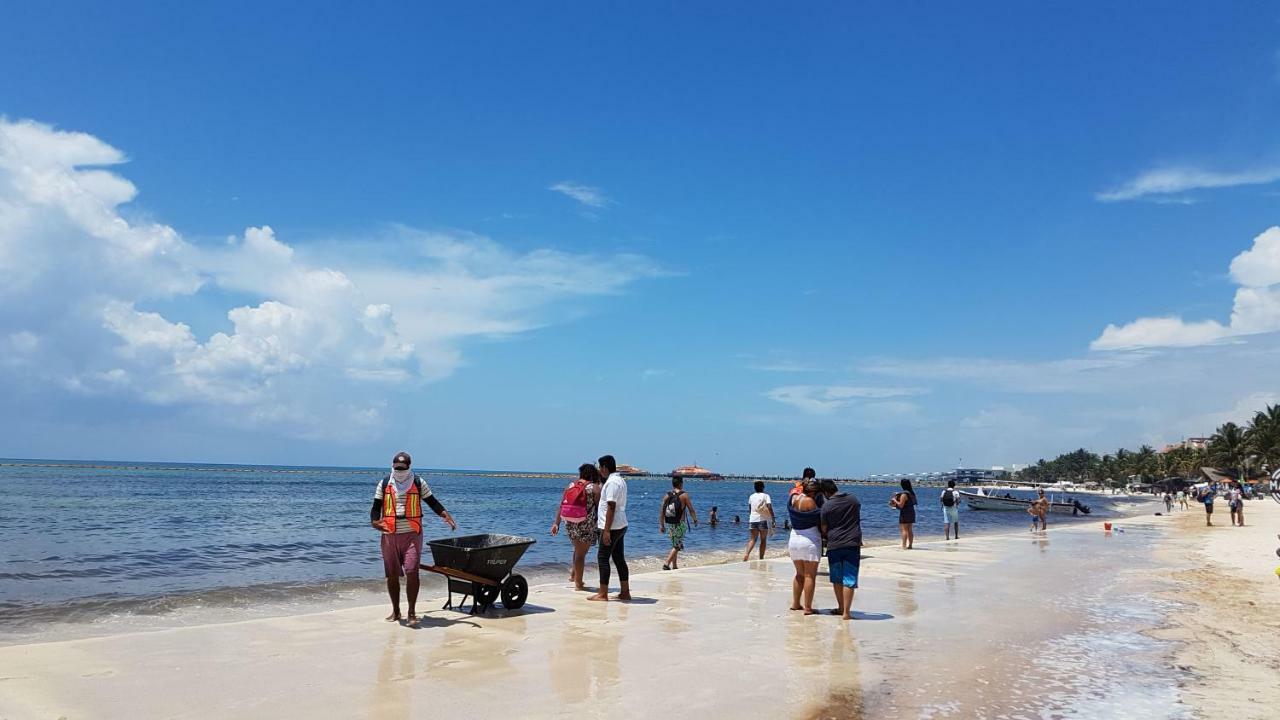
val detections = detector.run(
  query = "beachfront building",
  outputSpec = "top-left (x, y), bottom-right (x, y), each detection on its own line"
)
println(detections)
top-left (1160, 437), bottom-right (1209, 453)
top-left (939, 467), bottom-right (1010, 485)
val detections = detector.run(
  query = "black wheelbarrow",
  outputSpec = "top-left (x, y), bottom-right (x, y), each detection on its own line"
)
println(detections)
top-left (421, 533), bottom-right (536, 614)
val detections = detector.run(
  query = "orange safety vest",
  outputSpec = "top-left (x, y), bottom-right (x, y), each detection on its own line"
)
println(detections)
top-left (382, 477), bottom-right (423, 534)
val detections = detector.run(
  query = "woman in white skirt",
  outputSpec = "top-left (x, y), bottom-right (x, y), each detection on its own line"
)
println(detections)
top-left (787, 473), bottom-right (823, 615)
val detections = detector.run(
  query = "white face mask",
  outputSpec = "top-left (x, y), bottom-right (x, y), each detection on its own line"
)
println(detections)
top-left (391, 467), bottom-right (413, 483)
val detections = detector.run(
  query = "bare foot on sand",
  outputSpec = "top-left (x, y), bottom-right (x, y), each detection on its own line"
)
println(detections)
top-left (406, 614), bottom-right (419, 628)
top-left (586, 593), bottom-right (609, 601)
top-left (385, 612), bottom-right (401, 622)
top-left (615, 593), bottom-right (632, 602)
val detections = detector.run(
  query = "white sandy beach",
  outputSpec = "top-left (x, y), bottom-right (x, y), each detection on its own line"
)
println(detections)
top-left (1152, 497), bottom-right (1280, 719)
top-left (1, 500), bottom-right (1277, 719)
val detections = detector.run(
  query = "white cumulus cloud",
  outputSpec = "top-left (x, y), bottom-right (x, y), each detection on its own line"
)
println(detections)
top-left (1091, 226), bottom-right (1280, 350)
top-left (0, 118), bottom-right (660, 439)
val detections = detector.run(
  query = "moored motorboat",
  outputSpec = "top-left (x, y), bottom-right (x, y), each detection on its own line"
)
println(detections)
top-left (960, 489), bottom-right (1090, 515)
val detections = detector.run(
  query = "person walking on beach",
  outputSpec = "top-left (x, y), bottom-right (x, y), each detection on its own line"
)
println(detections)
top-left (371, 451), bottom-right (456, 627)
top-left (589, 455), bottom-right (631, 602)
top-left (818, 479), bottom-right (862, 620)
top-left (787, 477), bottom-right (823, 614)
top-left (1199, 485), bottom-right (1215, 527)
top-left (889, 478), bottom-right (917, 549)
top-left (1163, 491), bottom-right (1173, 513)
top-left (743, 481), bottom-right (775, 561)
top-left (1228, 482), bottom-right (1245, 527)
top-left (660, 477), bottom-right (698, 570)
top-left (1177, 489), bottom-right (1188, 510)
top-left (551, 464), bottom-right (602, 591)
top-left (941, 479), bottom-right (960, 540)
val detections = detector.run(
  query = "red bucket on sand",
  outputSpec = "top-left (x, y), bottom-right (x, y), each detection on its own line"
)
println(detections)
top-left (1103, 522), bottom-right (1112, 531)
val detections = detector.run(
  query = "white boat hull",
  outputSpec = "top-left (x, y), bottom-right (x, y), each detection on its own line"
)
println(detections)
top-left (960, 491), bottom-right (1088, 514)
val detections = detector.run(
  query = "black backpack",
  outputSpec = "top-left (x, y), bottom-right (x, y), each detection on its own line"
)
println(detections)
top-left (663, 490), bottom-right (685, 524)
top-left (941, 488), bottom-right (956, 507)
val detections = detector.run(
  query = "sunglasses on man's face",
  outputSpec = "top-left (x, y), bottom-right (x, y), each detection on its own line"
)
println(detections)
top-left (393, 464), bottom-right (409, 471)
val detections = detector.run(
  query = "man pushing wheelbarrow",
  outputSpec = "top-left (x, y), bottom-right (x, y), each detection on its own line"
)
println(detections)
top-left (371, 451), bottom-right (457, 628)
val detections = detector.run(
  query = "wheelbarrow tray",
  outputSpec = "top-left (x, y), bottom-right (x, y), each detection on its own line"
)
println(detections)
top-left (421, 534), bottom-right (536, 614)
top-left (426, 533), bottom-right (535, 583)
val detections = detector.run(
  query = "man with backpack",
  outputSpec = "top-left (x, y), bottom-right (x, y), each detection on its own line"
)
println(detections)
top-left (660, 477), bottom-right (699, 570)
top-left (1199, 485), bottom-right (1215, 527)
top-left (940, 479), bottom-right (960, 541)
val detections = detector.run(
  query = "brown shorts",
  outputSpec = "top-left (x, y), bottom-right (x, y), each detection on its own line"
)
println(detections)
top-left (380, 532), bottom-right (423, 577)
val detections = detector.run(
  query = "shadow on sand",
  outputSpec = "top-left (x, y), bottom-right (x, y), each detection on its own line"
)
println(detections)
top-left (848, 611), bottom-right (893, 621)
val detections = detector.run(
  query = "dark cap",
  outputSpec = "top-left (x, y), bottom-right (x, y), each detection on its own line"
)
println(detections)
top-left (392, 451), bottom-right (411, 467)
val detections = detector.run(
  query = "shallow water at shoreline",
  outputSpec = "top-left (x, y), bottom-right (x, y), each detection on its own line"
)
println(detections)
top-left (0, 510), bottom-right (1193, 719)
top-left (0, 458), bottom-right (1146, 644)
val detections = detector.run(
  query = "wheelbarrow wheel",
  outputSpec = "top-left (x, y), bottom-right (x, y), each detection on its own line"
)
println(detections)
top-left (500, 574), bottom-right (528, 609)
top-left (474, 583), bottom-right (499, 610)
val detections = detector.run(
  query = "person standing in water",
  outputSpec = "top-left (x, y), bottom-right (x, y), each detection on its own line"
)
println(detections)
top-left (1035, 488), bottom-right (1050, 530)
top-left (551, 464), bottom-right (602, 591)
top-left (787, 474), bottom-right (822, 615)
top-left (588, 455), bottom-right (631, 602)
top-left (818, 479), bottom-right (862, 620)
top-left (889, 478), bottom-right (917, 549)
top-left (370, 451), bottom-right (456, 627)
top-left (660, 477), bottom-right (698, 570)
top-left (742, 481), bottom-right (775, 561)
top-left (940, 479), bottom-right (960, 541)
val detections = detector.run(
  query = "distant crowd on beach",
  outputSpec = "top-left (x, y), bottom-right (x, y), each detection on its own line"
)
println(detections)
top-left (1159, 480), bottom-right (1253, 528)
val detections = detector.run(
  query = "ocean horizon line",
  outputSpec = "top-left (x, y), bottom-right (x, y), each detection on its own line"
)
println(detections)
top-left (0, 457), bottom-right (881, 482)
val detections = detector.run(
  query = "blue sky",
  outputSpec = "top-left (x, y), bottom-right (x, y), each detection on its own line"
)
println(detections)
top-left (3, 2), bottom-right (1280, 474)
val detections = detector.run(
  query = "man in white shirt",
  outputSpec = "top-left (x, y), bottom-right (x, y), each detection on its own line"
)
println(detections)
top-left (742, 480), bottom-right (775, 561)
top-left (588, 454), bottom-right (631, 602)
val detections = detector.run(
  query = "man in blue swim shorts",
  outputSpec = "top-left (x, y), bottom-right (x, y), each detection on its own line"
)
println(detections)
top-left (818, 479), bottom-right (862, 620)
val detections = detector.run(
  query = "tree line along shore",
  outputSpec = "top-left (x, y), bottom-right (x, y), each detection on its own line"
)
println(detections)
top-left (1016, 402), bottom-right (1280, 486)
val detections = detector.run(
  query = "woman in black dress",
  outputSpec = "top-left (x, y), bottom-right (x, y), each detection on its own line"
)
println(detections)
top-left (889, 478), bottom-right (918, 549)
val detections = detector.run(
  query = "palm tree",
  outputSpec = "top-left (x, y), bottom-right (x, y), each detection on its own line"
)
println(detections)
top-left (1099, 454), bottom-right (1115, 485)
top-left (1135, 445), bottom-right (1156, 482)
top-left (1112, 448), bottom-right (1133, 487)
top-left (1245, 404), bottom-right (1280, 470)
top-left (1209, 422), bottom-right (1248, 476)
